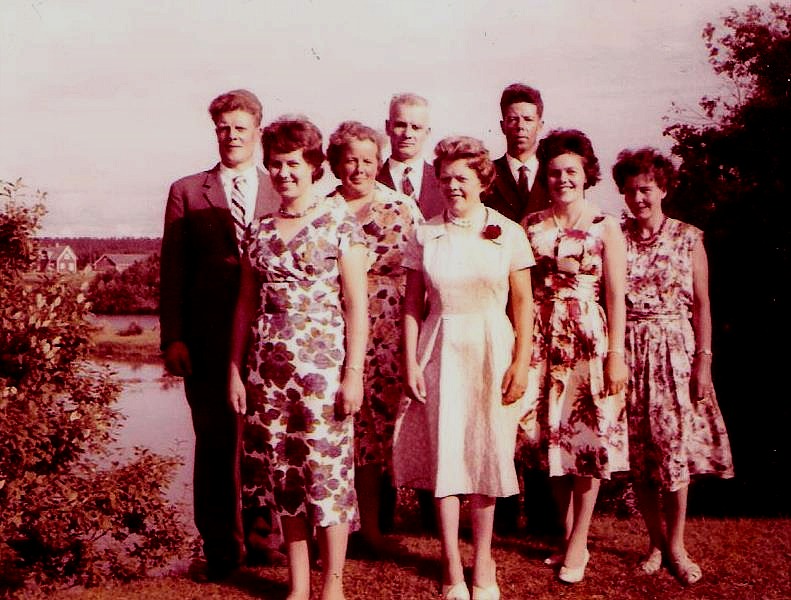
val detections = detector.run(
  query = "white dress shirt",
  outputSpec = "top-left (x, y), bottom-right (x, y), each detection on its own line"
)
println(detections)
top-left (219, 163), bottom-right (259, 225)
top-left (505, 153), bottom-right (539, 191)
top-left (387, 157), bottom-right (425, 198)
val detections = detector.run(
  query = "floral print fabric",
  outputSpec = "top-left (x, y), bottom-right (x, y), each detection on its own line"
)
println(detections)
top-left (393, 209), bottom-right (535, 497)
top-left (623, 217), bottom-right (734, 491)
top-left (240, 197), bottom-right (366, 528)
top-left (518, 210), bottom-right (629, 479)
top-left (328, 184), bottom-right (423, 472)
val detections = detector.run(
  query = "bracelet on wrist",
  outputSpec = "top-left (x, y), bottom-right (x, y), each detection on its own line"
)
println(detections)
top-left (607, 349), bottom-right (624, 355)
top-left (694, 349), bottom-right (713, 356)
top-left (344, 364), bottom-right (364, 374)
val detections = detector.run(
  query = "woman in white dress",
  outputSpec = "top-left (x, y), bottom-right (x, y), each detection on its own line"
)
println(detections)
top-left (394, 136), bottom-right (535, 600)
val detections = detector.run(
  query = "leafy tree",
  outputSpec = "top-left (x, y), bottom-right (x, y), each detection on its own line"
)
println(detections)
top-left (87, 254), bottom-right (160, 315)
top-left (664, 3), bottom-right (790, 516)
top-left (0, 180), bottom-right (188, 594)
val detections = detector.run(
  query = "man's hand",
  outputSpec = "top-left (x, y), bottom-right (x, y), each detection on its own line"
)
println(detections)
top-left (164, 341), bottom-right (192, 377)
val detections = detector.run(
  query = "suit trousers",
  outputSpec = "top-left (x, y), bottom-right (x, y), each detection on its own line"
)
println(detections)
top-left (184, 374), bottom-right (245, 566)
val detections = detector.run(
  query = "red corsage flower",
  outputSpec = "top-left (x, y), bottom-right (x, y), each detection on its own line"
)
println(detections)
top-left (482, 224), bottom-right (502, 240)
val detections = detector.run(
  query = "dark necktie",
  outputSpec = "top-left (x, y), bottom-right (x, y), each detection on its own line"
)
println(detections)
top-left (517, 165), bottom-right (529, 199)
top-left (401, 166), bottom-right (415, 198)
top-left (230, 175), bottom-right (247, 249)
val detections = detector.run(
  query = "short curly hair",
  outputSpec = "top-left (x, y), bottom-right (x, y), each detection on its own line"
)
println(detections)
top-left (433, 136), bottom-right (496, 190)
top-left (500, 83), bottom-right (544, 119)
top-left (536, 128), bottom-right (601, 189)
top-left (612, 147), bottom-right (676, 193)
top-left (208, 89), bottom-right (263, 126)
top-left (262, 115), bottom-right (325, 182)
top-left (326, 121), bottom-right (386, 179)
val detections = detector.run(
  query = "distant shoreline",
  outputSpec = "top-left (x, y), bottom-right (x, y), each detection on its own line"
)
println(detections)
top-left (90, 319), bottom-right (162, 364)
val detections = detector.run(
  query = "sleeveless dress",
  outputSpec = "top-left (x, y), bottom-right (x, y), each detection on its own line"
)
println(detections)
top-left (623, 217), bottom-right (734, 491)
top-left (328, 184), bottom-right (424, 472)
top-left (240, 198), bottom-right (366, 528)
top-left (518, 210), bottom-right (629, 479)
top-left (393, 209), bottom-right (535, 497)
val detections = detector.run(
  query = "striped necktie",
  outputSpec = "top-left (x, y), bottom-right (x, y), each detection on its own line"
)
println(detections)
top-left (230, 175), bottom-right (247, 249)
top-left (401, 166), bottom-right (415, 198)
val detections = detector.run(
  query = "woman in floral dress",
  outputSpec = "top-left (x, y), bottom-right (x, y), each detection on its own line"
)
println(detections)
top-left (613, 147), bottom-right (733, 586)
top-left (395, 136), bottom-right (535, 600)
top-left (519, 129), bottom-right (629, 584)
top-left (228, 116), bottom-right (368, 600)
top-left (326, 121), bottom-right (423, 554)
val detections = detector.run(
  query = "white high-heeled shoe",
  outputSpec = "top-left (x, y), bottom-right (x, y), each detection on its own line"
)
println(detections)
top-left (442, 581), bottom-right (470, 600)
top-left (558, 548), bottom-right (590, 584)
top-left (471, 583), bottom-right (500, 600)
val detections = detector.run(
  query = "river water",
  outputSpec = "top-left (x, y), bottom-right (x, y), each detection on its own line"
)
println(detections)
top-left (110, 360), bottom-right (196, 532)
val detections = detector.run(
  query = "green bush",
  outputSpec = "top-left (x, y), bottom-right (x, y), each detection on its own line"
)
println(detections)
top-left (0, 180), bottom-right (188, 595)
top-left (87, 254), bottom-right (160, 315)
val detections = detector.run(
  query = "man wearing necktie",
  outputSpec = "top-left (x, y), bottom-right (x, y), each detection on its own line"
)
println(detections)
top-left (483, 83), bottom-right (550, 223)
top-left (160, 89), bottom-right (280, 581)
top-left (376, 93), bottom-right (444, 220)
top-left (482, 83), bottom-right (561, 539)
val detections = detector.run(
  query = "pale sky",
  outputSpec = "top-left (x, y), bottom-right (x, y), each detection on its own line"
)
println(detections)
top-left (0, 0), bottom-right (767, 237)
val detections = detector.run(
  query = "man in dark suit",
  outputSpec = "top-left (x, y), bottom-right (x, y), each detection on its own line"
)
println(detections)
top-left (377, 93), bottom-right (445, 220)
top-left (484, 83), bottom-right (561, 539)
top-left (483, 83), bottom-right (550, 223)
top-left (160, 89), bottom-right (279, 580)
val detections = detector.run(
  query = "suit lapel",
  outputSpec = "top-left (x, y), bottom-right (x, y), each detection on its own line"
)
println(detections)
top-left (376, 159), bottom-right (396, 190)
top-left (419, 161), bottom-right (444, 219)
top-left (494, 156), bottom-right (521, 210)
top-left (201, 165), bottom-right (239, 251)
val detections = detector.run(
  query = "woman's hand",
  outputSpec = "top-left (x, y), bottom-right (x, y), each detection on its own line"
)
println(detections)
top-left (501, 359), bottom-right (529, 405)
top-left (405, 362), bottom-right (427, 403)
top-left (337, 369), bottom-right (364, 417)
top-left (228, 367), bottom-right (247, 415)
top-left (690, 354), bottom-right (714, 402)
top-left (604, 351), bottom-right (628, 396)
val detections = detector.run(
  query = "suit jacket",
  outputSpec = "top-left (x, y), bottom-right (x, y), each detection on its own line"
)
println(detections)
top-left (483, 155), bottom-right (549, 223)
top-left (377, 159), bottom-right (445, 219)
top-left (159, 164), bottom-right (279, 375)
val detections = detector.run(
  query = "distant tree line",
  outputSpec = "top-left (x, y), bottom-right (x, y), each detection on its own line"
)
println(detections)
top-left (87, 253), bottom-right (160, 315)
top-left (38, 237), bottom-right (161, 269)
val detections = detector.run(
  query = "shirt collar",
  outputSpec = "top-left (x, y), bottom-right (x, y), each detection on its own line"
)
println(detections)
top-left (505, 153), bottom-right (539, 181)
top-left (218, 163), bottom-right (259, 185)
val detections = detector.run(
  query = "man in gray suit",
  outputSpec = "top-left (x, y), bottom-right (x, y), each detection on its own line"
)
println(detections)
top-left (375, 93), bottom-right (443, 535)
top-left (160, 89), bottom-right (278, 580)
top-left (377, 93), bottom-right (444, 220)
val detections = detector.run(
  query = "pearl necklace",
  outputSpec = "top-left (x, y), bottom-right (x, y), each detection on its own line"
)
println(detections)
top-left (279, 199), bottom-right (320, 219)
top-left (445, 205), bottom-right (486, 229)
top-left (552, 200), bottom-right (586, 232)
top-left (634, 216), bottom-right (667, 246)
top-left (445, 212), bottom-right (473, 228)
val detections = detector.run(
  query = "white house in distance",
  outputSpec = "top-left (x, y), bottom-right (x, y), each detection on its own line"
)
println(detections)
top-left (38, 245), bottom-right (78, 273)
top-left (92, 253), bottom-right (151, 274)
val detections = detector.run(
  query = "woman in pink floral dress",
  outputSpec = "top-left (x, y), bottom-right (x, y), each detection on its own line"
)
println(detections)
top-left (325, 121), bottom-right (423, 554)
top-left (613, 147), bottom-right (733, 586)
top-left (519, 129), bottom-right (629, 584)
top-left (228, 116), bottom-right (368, 600)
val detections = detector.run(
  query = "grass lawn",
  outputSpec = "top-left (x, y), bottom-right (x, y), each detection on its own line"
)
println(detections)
top-left (41, 514), bottom-right (790, 600)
